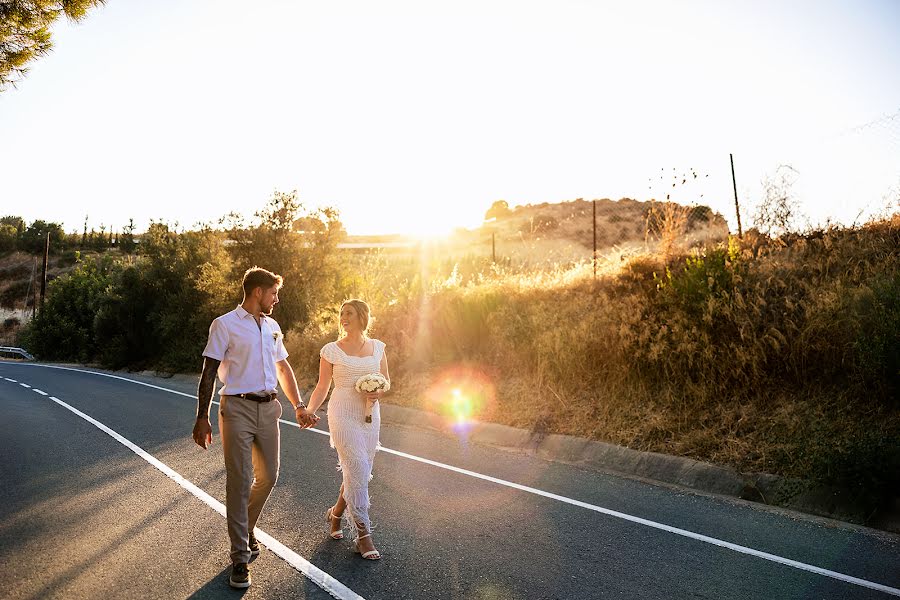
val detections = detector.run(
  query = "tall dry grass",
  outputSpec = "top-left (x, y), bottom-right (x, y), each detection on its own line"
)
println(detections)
top-left (286, 214), bottom-right (900, 504)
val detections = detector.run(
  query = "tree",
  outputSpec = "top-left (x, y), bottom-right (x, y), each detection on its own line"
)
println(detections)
top-left (19, 256), bottom-right (113, 361)
top-left (93, 224), bottom-right (109, 251)
top-left (0, 223), bottom-right (17, 252)
top-left (1, 215), bottom-right (24, 231)
top-left (120, 218), bottom-right (136, 253)
top-left (225, 190), bottom-right (343, 333)
top-left (0, 215), bottom-right (24, 252)
top-left (484, 200), bottom-right (512, 221)
top-left (753, 164), bottom-right (802, 236)
top-left (20, 219), bottom-right (64, 253)
top-left (1, 1), bottom-right (106, 91)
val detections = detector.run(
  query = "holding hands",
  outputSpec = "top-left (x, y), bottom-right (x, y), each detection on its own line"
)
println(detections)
top-left (294, 405), bottom-right (319, 428)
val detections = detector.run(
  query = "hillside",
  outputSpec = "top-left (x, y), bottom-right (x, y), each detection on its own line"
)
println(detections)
top-left (0, 251), bottom-right (81, 345)
top-left (286, 213), bottom-right (900, 515)
top-left (484, 197), bottom-right (728, 248)
top-left (341, 197), bottom-right (731, 266)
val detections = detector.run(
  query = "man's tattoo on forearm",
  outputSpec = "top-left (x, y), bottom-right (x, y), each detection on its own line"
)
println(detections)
top-left (197, 358), bottom-right (220, 419)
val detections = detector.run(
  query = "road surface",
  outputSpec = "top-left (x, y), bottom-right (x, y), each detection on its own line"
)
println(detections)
top-left (1, 361), bottom-right (898, 599)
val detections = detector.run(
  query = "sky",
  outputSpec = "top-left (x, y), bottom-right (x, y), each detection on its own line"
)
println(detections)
top-left (1, 0), bottom-right (899, 236)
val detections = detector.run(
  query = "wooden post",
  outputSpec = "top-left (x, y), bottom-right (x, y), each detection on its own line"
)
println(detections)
top-left (40, 232), bottom-right (49, 311)
top-left (592, 199), bottom-right (597, 278)
top-left (730, 153), bottom-right (743, 238)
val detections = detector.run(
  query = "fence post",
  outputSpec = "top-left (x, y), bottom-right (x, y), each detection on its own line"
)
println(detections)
top-left (592, 199), bottom-right (597, 278)
top-left (730, 153), bottom-right (743, 238)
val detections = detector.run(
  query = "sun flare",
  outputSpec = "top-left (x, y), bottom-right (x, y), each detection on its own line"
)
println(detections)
top-left (424, 366), bottom-right (497, 435)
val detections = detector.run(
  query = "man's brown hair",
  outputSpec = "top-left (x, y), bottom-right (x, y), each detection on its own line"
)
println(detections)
top-left (242, 266), bottom-right (283, 296)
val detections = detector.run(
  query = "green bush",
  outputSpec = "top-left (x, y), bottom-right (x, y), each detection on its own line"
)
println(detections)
top-left (658, 246), bottom-right (734, 316)
top-left (20, 257), bottom-right (114, 361)
top-left (22, 193), bottom-right (343, 373)
top-left (851, 273), bottom-right (900, 397)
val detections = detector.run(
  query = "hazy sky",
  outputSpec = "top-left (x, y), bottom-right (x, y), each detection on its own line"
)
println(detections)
top-left (1, 0), bottom-right (898, 235)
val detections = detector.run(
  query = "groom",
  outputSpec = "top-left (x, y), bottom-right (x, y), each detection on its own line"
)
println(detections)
top-left (192, 266), bottom-right (318, 589)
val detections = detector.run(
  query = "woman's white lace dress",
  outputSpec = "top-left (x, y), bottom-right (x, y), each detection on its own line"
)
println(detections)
top-left (320, 339), bottom-right (384, 537)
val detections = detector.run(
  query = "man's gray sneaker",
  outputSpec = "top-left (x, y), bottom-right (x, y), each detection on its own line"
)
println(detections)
top-left (229, 562), bottom-right (251, 589)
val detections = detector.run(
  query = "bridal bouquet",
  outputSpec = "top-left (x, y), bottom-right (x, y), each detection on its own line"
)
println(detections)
top-left (355, 373), bottom-right (390, 423)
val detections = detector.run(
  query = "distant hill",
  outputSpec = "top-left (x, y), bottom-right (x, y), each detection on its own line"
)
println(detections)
top-left (480, 197), bottom-right (730, 250)
top-left (340, 198), bottom-right (731, 264)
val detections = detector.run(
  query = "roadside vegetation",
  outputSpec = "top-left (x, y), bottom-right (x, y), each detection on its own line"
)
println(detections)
top-left (3, 195), bottom-right (898, 515)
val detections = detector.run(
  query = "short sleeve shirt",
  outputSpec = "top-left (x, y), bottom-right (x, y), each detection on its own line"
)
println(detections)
top-left (202, 305), bottom-right (289, 396)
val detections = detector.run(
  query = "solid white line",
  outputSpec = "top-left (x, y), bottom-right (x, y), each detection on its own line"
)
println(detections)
top-left (40, 392), bottom-right (364, 600)
top-left (6, 363), bottom-right (900, 597)
top-left (32, 388), bottom-right (48, 396)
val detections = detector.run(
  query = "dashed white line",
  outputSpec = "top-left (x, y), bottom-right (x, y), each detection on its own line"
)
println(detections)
top-left (32, 388), bottom-right (48, 396)
top-left (5, 363), bottom-right (900, 598)
top-left (19, 382), bottom-right (31, 388)
top-left (4, 377), bottom-right (16, 382)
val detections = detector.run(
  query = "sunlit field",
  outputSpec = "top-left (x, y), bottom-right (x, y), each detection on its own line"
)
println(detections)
top-left (286, 210), bottom-right (900, 510)
top-left (9, 192), bottom-right (897, 508)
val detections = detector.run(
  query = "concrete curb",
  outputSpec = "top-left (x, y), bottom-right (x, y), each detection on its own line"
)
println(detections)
top-left (378, 403), bottom-right (900, 534)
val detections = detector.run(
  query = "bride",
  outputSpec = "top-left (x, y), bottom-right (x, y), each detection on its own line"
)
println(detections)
top-left (306, 299), bottom-right (389, 560)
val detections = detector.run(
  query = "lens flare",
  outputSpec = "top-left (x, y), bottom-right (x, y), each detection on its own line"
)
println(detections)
top-left (424, 365), bottom-right (496, 437)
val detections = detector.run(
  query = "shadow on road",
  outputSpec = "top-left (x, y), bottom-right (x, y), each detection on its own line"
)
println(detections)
top-left (185, 567), bottom-right (248, 600)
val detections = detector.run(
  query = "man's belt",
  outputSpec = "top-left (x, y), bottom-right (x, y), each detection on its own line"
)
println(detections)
top-left (230, 392), bottom-right (277, 402)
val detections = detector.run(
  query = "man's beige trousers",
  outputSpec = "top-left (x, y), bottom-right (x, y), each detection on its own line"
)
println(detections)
top-left (218, 395), bottom-right (282, 564)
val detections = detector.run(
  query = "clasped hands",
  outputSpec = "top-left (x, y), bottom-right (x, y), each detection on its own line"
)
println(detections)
top-left (294, 405), bottom-right (319, 428)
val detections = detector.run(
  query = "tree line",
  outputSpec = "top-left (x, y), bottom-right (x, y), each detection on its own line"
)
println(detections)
top-left (19, 192), bottom-right (345, 371)
top-left (0, 215), bottom-right (138, 254)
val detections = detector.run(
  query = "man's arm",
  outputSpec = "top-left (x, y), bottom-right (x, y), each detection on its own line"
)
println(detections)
top-left (192, 357), bottom-right (220, 449)
top-left (197, 357), bottom-right (220, 419)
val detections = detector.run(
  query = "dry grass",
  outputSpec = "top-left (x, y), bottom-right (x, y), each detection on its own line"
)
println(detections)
top-left (288, 213), bottom-right (900, 500)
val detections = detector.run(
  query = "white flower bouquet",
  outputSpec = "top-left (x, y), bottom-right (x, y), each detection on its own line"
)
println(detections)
top-left (355, 373), bottom-right (389, 423)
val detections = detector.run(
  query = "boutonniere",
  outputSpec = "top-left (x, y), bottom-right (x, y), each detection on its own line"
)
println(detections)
top-left (272, 331), bottom-right (283, 342)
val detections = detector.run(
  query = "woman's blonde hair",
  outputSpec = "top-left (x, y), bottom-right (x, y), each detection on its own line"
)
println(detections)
top-left (339, 299), bottom-right (373, 337)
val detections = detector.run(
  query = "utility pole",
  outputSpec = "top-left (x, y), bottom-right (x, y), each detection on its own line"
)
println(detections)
top-left (592, 199), bottom-right (597, 279)
top-left (40, 232), bottom-right (49, 312)
top-left (730, 153), bottom-right (743, 238)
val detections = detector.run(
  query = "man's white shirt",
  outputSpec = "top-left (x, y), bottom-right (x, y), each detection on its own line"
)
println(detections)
top-left (202, 305), bottom-right (289, 396)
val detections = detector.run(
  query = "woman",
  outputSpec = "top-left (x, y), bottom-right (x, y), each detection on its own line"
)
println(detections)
top-left (306, 299), bottom-right (389, 560)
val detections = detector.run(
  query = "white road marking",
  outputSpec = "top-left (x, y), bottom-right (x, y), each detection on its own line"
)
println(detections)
top-left (4, 377), bottom-right (16, 382)
top-left (32, 388), bottom-right (48, 395)
top-left (9, 384), bottom-right (365, 599)
top-left (5, 363), bottom-right (900, 597)
top-left (19, 382), bottom-right (31, 388)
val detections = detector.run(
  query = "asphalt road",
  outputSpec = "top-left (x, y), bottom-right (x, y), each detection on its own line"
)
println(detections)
top-left (1, 361), bottom-right (899, 600)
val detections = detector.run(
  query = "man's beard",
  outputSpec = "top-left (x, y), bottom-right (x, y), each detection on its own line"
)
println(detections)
top-left (261, 303), bottom-right (275, 315)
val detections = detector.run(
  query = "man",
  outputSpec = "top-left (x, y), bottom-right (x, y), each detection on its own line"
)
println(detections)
top-left (192, 266), bottom-right (318, 589)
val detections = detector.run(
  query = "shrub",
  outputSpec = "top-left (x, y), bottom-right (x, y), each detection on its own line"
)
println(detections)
top-left (20, 256), bottom-right (114, 361)
top-left (850, 273), bottom-right (900, 397)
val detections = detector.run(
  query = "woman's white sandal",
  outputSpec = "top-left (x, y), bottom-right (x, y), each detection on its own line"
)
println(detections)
top-left (325, 507), bottom-right (344, 540)
top-left (354, 533), bottom-right (381, 560)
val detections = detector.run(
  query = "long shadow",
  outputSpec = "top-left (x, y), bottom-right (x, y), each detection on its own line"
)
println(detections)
top-left (19, 491), bottom-right (220, 600)
top-left (185, 567), bottom-right (248, 600)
